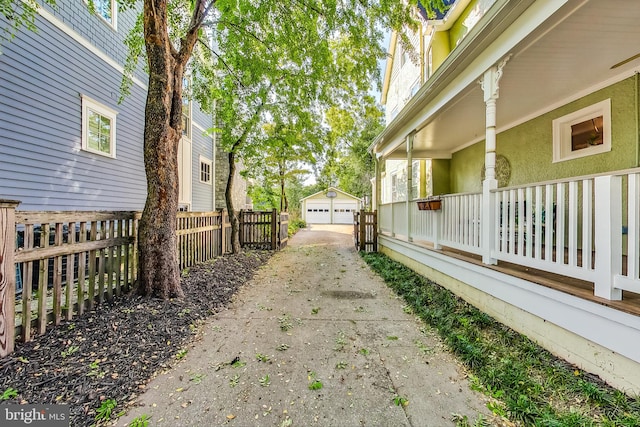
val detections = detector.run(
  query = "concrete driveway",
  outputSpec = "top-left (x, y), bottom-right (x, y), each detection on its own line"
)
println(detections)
top-left (117, 224), bottom-right (491, 426)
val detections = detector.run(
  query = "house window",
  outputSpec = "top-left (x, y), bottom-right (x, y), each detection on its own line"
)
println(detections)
top-left (199, 156), bottom-right (212, 184)
top-left (391, 173), bottom-right (398, 202)
top-left (182, 77), bottom-right (191, 139)
top-left (399, 44), bottom-right (406, 67)
top-left (91, 0), bottom-right (117, 29)
top-left (410, 81), bottom-right (421, 98)
top-left (552, 99), bottom-right (611, 163)
top-left (81, 96), bottom-right (117, 158)
top-left (411, 160), bottom-right (419, 200)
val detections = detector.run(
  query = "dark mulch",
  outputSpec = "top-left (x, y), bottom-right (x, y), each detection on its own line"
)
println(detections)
top-left (0, 251), bottom-right (271, 427)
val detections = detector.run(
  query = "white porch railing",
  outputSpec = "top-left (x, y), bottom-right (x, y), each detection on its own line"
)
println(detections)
top-left (440, 193), bottom-right (483, 253)
top-left (379, 169), bottom-right (640, 301)
top-left (410, 201), bottom-right (436, 242)
top-left (492, 180), bottom-right (596, 282)
top-left (612, 172), bottom-right (640, 297)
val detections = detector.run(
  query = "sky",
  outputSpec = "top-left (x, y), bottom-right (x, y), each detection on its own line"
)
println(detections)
top-left (370, 31), bottom-right (392, 105)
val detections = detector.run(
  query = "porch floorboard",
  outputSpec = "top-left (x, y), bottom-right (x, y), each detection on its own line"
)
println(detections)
top-left (390, 235), bottom-right (640, 317)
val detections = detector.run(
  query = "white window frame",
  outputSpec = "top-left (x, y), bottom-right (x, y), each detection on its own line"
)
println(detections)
top-left (199, 155), bottom-right (212, 185)
top-left (81, 95), bottom-right (117, 158)
top-left (552, 99), bottom-right (611, 163)
top-left (88, 0), bottom-right (117, 30)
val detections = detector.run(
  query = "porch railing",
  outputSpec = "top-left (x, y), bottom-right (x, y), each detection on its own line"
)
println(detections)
top-left (379, 168), bottom-right (640, 302)
top-left (440, 193), bottom-right (482, 253)
top-left (492, 180), bottom-right (596, 282)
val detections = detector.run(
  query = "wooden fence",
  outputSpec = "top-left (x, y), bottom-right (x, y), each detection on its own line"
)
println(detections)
top-left (354, 210), bottom-right (378, 252)
top-left (0, 203), bottom-right (288, 357)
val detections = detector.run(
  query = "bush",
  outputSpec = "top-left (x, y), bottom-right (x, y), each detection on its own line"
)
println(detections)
top-left (288, 219), bottom-right (306, 236)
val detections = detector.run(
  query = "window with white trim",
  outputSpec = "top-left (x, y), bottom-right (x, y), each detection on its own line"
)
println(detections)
top-left (81, 96), bottom-right (117, 158)
top-left (90, 0), bottom-right (117, 29)
top-left (552, 99), bottom-right (611, 163)
top-left (199, 156), bottom-right (212, 184)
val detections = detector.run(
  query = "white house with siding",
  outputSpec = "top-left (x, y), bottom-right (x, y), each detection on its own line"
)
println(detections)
top-left (373, 0), bottom-right (640, 393)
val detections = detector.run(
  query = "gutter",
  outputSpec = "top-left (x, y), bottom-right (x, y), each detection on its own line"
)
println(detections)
top-left (369, 0), bottom-right (534, 156)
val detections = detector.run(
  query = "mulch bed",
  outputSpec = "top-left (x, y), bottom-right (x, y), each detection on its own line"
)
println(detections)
top-left (0, 251), bottom-right (271, 427)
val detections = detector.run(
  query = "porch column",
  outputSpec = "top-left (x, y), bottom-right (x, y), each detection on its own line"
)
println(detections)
top-left (406, 132), bottom-right (415, 242)
top-left (594, 176), bottom-right (623, 300)
top-left (374, 155), bottom-right (382, 233)
top-left (479, 55), bottom-right (510, 265)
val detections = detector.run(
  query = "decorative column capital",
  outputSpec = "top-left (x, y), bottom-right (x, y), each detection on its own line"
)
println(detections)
top-left (479, 54), bottom-right (512, 102)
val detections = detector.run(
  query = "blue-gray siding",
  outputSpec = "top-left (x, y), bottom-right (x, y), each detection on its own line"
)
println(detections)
top-left (190, 124), bottom-right (215, 212)
top-left (0, 10), bottom-right (147, 210)
top-left (0, 1), bottom-right (218, 212)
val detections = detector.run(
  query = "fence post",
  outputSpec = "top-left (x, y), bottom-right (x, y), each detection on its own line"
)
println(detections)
top-left (271, 209), bottom-right (277, 250)
top-left (359, 210), bottom-right (366, 251)
top-left (353, 211), bottom-right (359, 249)
top-left (0, 199), bottom-right (20, 357)
top-left (594, 175), bottom-right (623, 300)
top-left (219, 209), bottom-right (226, 254)
top-left (373, 210), bottom-right (378, 252)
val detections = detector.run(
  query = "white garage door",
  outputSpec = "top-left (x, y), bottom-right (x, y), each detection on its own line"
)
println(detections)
top-left (305, 201), bottom-right (331, 224)
top-left (333, 202), bottom-right (358, 224)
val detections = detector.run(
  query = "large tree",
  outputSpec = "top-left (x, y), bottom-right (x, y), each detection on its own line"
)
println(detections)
top-left (318, 96), bottom-right (385, 200)
top-left (203, 3), bottom-right (419, 256)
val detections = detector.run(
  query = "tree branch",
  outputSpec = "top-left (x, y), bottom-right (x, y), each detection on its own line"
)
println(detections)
top-left (196, 39), bottom-right (245, 89)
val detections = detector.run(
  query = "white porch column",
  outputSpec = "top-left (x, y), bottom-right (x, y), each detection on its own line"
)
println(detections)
top-left (374, 155), bottom-right (382, 233)
top-left (594, 175), bottom-right (623, 300)
top-left (406, 132), bottom-right (414, 242)
top-left (479, 56), bottom-right (510, 265)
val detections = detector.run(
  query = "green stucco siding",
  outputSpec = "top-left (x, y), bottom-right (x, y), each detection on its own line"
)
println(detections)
top-left (449, 0), bottom-right (479, 48)
top-left (451, 76), bottom-right (638, 193)
top-left (432, 159), bottom-right (452, 195)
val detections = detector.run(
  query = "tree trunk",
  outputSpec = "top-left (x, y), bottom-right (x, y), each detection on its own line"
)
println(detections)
top-left (226, 149), bottom-right (241, 254)
top-left (136, 0), bottom-right (191, 299)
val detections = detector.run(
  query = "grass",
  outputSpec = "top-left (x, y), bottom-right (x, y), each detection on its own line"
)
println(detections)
top-left (288, 218), bottom-right (306, 236)
top-left (361, 251), bottom-right (640, 426)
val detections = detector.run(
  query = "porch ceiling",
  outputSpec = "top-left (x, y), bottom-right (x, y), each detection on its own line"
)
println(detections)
top-left (381, 0), bottom-right (640, 160)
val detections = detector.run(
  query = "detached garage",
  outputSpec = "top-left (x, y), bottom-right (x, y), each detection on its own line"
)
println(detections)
top-left (301, 187), bottom-right (362, 224)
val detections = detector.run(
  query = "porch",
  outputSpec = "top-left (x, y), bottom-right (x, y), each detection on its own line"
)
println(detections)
top-left (379, 169), bottom-right (640, 306)
top-left (376, 169), bottom-right (640, 391)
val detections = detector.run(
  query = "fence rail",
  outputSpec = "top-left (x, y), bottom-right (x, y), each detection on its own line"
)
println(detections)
top-left (0, 205), bottom-right (289, 357)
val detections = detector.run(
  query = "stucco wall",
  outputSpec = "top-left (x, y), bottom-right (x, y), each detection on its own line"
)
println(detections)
top-left (451, 76), bottom-right (639, 193)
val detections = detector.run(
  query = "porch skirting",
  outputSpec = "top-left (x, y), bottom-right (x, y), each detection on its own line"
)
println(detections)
top-left (379, 235), bottom-right (640, 395)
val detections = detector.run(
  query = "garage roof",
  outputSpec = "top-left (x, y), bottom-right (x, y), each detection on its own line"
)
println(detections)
top-left (300, 187), bottom-right (363, 202)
